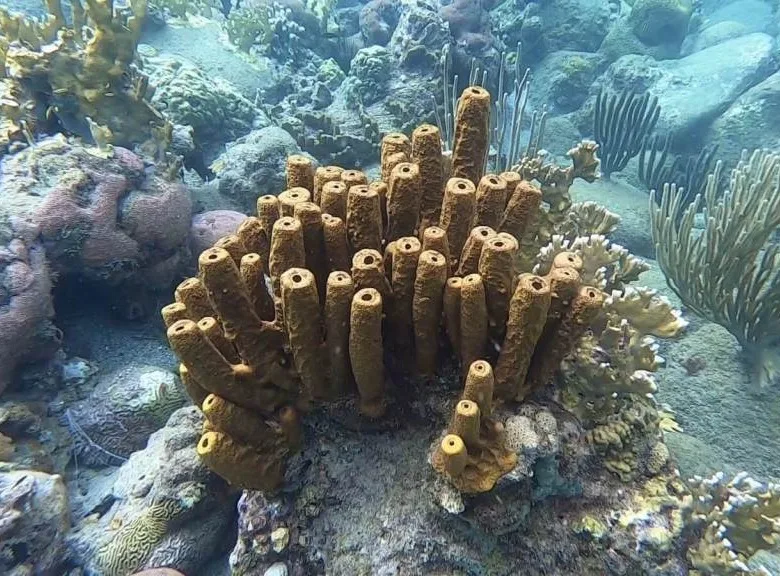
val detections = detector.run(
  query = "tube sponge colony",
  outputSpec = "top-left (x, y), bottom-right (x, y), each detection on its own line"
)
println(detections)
top-left (163, 86), bottom-right (680, 494)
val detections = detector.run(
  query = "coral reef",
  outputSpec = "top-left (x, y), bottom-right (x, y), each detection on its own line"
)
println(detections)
top-left (0, 0), bottom-right (167, 152)
top-left (162, 85), bottom-right (686, 517)
top-left (682, 472), bottom-right (780, 574)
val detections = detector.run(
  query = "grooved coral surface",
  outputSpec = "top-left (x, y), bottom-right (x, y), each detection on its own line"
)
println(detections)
top-left (0, 136), bottom-right (192, 286)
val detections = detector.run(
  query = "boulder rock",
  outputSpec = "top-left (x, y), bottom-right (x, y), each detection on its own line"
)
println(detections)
top-left (595, 33), bottom-right (776, 140)
top-left (63, 364), bottom-right (189, 467)
top-left (681, 20), bottom-right (753, 54)
top-left (0, 469), bottom-right (70, 575)
top-left (703, 70), bottom-right (780, 168)
top-left (69, 407), bottom-right (236, 576)
top-left (212, 127), bottom-right (304, 213)
top-left (190, 210), bottom-right (249, 257)
top-left (529, 51), bottom-right (606, 115)
top-left (537, 0), bottom-right (614, 53)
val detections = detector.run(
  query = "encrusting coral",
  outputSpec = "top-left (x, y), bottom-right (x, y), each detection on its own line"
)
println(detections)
top-left (162, 86), bottom-right (684, 497)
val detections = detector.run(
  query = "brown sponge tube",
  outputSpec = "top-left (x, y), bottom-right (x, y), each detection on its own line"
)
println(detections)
top-left (325, 271), bottom-right (355, 396)
top-left (456, 225), bottom-right (496, 277)
top-left (546, 265), bottom-right (581, 320)
top-left (552, 251), bottom-right (583, 273)
top-left (499, 180), bottom-right (542, 241)
top-left (440, 177), bottom-right (477, 264)
top-left (451, 85), bottom-right (490, 185)
top-left (214, 234), bottom-right (247, 266)
top-left (322, 213), bottom-right (351, 273)
top-left (197, 430), bottom-right (285, 492)
top-left (320, 180), bottom-right (349, 221)
top-left (349, 288), bottom-right (385, 418)
top-left (389, 236), bottom-right (421, 352)
top-left (478, 233), bottom-right (518, 341)
top-left (237, 217), bottom-right (270, 269)
top-left (386, 162), bottom-right (422, 242)
top-left (202, 393), bottom-right (279, 445)
top-left (382, 151), bottom-right (409, 185)
top-left (449, 399), bottom-right (480, 449)
top-left (197, 316), bottom-right (239, 364)
top-left (346, 184), bottom-right (383, 253)
top-left (459, 273), bottom-right (488, 371)
top-left (240, 253), bottom-right (276, 321)
top-left (370, 180), bottom-right (389, 233)
top-left (179, 364), bottom-right (209, 407)
top-left (294, 201), bottom-right (328, 301)
top-left (439, 434), bottom-right (468, 476)
top-left (257, 195), bottom-right (281, 270)
top-left (257, 194), bottom-right (281, 232)
top-left (167, 319), bottom-right (285, 413)
top-left (286, 154), bottom-right (315, 193)
top-left (493, 273), bottom-right (552, 400)
top-left (314, 165), bottom-right (344, 205)
top-left (442, 276), bottom-right (462, 355)
top-left (499, 171), bottom-right (522, 201)
top-left (174, 277), bottom-right (215, 321)
top-left (269, 216), bottom-right (306, 294)
top-left (421, 226), bottom-right (450, 276)
top-left (523, 285), bottom-right (604, 398)
top-left (341, 169), bottom-right (368, 190)
top-left (474, 174), bottom-right (508, 229)
top-left (352, 248), bottom-right (392, 298)
top-left (162, 302), bottom-right (189, 328)
top-left (462, 359), bottom-right (494, 417)
top-left (198, 248), bottom-right (296, 391)
top-left (280, 268), bottom-right (328, 400)
top-left (412, 250), bottom-right (448, 375)
top-left (381, 133), bottom-right (411, 169)
top-left (279, 187), bottom-right (311, 217)
top-left (412, 124), bottom-right (444, 230)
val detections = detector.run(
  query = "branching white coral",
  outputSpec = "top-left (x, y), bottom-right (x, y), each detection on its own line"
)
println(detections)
top-left (534, 234), bottom-right (650, 292)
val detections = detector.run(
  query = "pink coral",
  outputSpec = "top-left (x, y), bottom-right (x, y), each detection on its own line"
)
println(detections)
top-left (29, 145), bottom-right (192, 285)
top-left (0, 239), bottom-right (57, 395)
top-left (189, 210), bottom-right (248, 256)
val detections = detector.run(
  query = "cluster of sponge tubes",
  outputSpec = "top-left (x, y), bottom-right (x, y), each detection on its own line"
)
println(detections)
top-left (161, 85), bottom-right (602, 493)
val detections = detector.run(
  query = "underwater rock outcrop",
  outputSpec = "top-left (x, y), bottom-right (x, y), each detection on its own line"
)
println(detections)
top-left (64, 364), bottom-right (189, 467)
top-left (69, 407), bottom-right (236, 576)
top-left (0, 468), bottom-right (70, 575)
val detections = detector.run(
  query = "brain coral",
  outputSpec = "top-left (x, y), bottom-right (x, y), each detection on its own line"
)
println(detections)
top-left (0, 135), bottom-right (192, 287)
